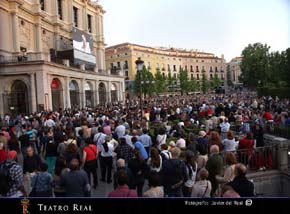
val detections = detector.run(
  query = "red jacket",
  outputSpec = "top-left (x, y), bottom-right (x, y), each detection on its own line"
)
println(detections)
top-left (239, 138), bottom-right (254, 150)
top-left (108, 185), bottom-right (138, 198)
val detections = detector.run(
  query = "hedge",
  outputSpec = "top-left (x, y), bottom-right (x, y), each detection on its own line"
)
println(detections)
top-left (257, 87), bottom-right (290, 98)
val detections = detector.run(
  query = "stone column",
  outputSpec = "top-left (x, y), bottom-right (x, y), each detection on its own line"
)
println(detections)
top-left (275, 137), bottom-right (289, 171)
top-left (95, 80), bottom-right (99, 105)
top-left (80, 79), bottom-right (86, 108)
top-left (107, 81), bottom-right (111, 103)
top-left (30, 73), bottom-right (37, 113)
top-left (35, 22), bottom-right (42, 59)
top-left (65, 77), bottom-right (71, 109)
top-left (11, 12), bottom-right (19, 52)
top-left (67, 0), bottom-right (73, 25)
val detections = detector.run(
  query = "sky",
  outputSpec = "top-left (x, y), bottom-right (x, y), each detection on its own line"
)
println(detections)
top-left (100, 0), bottom-right (290, 62)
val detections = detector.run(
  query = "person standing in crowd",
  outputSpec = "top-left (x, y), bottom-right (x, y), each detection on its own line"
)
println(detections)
top-left (115, 137), bottom-right (134, 165)
top-left (160, 144), bottom-right (172, 161)
top-left (108, 169), bottom-right (138, 197)
top-left (208, 131), bottom-right (223, 152)
top-left (52, 157), bottom-right (69, 197)
top-left (155, 127), bottom-right (167, 151)
top-left (60, 158), bottom-right (90, 197)
top-left (82, 137), bottom-right (98, 188)
top-left (182, 151), bottom-right (197, 197)
top-left (222, 131), bottom-right (238, 152)
top-left (138, 128), bottom-right (152, 155)
top-left (0, 151), bottom-right (27, 197)
top-left (238, 132), bottom-right (254, 166)
top-left (220, 118), bottom-right (230, 140)
top-left (42, 135), bottom-right (57, 175)
top-left (0, 139), bottom-right (7, 163)
top-left (113, 159), bottom-right (132, 190)
top-left (23, 146), bottom-right (42, 194)
top-left (205, 145), bottom-right (223, 197)
top-left (30, 162), bottom-right (53, 197)
top-left (147, 147), bottom-right (162, 173)
top-left (100, 136), bottom-right (114, 183)
top-left (63, 143), bottom-right (80, 165)
top-left (226, 163), bottom-right (255, 197)
top-left (143, 171), bottom-right (164, 198)
top-left (128, 149), bottom-right (149, 197)
top-left (191, 168), bottom-right (211, 198)
top-left (161, 147), bottom-right (186, 197)
top-left (132, 136), bottom-right (148, 161)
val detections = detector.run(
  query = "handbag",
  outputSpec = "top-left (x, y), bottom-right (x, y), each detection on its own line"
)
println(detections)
top-left (29, 174), bottom-right (39, 197)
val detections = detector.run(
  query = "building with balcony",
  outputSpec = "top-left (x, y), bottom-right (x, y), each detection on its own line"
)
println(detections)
top-left (105, 43), bottom-right (227, 97)
top-left (227, 56), bottom-right (242, 87)
top-left (0, 0), bottom-right (125, 117)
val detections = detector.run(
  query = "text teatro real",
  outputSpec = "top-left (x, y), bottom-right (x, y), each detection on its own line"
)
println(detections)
top-left (37, 204), bottom-right (93, 212)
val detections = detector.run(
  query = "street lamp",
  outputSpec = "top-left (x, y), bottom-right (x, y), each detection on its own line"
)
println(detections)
top-left (135, 57), bottom-right (144, 119)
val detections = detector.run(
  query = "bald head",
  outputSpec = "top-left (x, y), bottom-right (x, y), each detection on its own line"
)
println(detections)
top-left (171, 147), bottom-right (181, 159)
top-left (223, 190), bottom-right (240, 198)
top-left (235, 163), bottom-right (247, 176)
top-left (117, 159), bottom-right (125, 168)
top-left (210, 145), bottom-right (219, 154)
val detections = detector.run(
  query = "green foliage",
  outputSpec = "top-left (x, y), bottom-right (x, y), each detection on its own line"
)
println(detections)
top-left (241, 43), bottom-right (290, 88)
top-left (167, 72), bottom-right (174, 92)
top-left (178, 68), bottom-right (190, 95)
top-left (257, 87), bottom-right (290, 98)
top-left (212, 73), bottom-right (221, 88)
top-left (201, 73), bottom-right (209, 94)
top-left (154, 69), bottom-right (167, 93)
top-left (134, 66), bottom-right (155, 96)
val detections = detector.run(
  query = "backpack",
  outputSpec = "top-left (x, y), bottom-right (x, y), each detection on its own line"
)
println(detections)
top-left (0, 162), bottom-right (15, 195)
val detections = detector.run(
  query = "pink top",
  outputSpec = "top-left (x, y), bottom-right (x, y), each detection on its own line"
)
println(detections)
top-left (108, 185), bottom-right (138, 198)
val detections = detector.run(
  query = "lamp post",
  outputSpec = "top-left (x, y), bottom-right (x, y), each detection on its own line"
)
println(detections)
top-left (135, 57), bottom-right (144, 119)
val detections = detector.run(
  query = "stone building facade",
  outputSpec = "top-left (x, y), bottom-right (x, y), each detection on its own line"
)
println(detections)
top-left (105, 43), bottom-right (227, 95)
top-left (0, 0), bottom-right (124, 117)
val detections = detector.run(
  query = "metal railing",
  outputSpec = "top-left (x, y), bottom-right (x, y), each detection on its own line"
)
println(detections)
top-left (219, 144), bottom-right (278, 171)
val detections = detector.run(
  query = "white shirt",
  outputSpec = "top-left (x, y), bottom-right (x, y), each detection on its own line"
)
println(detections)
top-left (220, 122), bottom-right (230, 133)
top-left (156, 134), bottom-right (167, 150)
top-left (147, 155), bottom-right (162, 172)
top-left (93, 133), bottom-right (107, 152)
top-left (192, 180), bottom-right (212, 197)
top-left (115, 125), bottom-right (126, 139)
top-left (222, 139), bottom-right (238, 152)
top-left (44, 119), bottom-right (55, 127)
top-left (184, 162), bottom-right (197, 188)
top-left (101, 143), bottom-right (114, 157)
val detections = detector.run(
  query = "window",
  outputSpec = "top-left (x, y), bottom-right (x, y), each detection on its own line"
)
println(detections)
top-left (87, 14), bottom-right (92, 32)
top-left (110, 63), bottom-right (114, 68)
top-left (191, 74), bottom-right (194, 79)
top-left (196, 60), bottom-right (198, 62)
top-left (73, 7), bottom-right (78, 27)
top-left (57, 0), bottom-right (62, 20)
top-left (202, 66), bottom-right (205, 71)
top-left (173, 65), bottom-right (176, 71)
top-left (197, 74), bottom-right (200, 80)
top-left (202, 60), bottom-right (204, 62)
top-left (196, 66), bottom-right (199, 72)
top-left (124, 61), bottom-right (128, 69)
top-left (40, 0), bottom-right (45, 11)
top-left (173, 73), bottom-right (177, 79)
top-left (215, 67), bottom-right (218, 72)
top-left (125, 53), bottom-right (128, 56)
top-left (179, 65), bottom-right (182, 70)
top-left (210, 66), bottom-right (213, 72)
top-left (210, 74), bottom-right (213, 79)
top-left (168, 64), bottom-right (171, 71)
top-left (117, 62), bottom-right (120, 68)
top-left (190, 65), bottom-right (193, 72)
top-left (185, 65), bottom-right (187, 71)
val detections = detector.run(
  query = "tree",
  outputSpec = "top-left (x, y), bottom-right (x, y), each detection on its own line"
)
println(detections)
top-left (133, 67), bottom-right (155, 97)
top-left (201, 73), bottom-right (209, 94)
top-left (178, 68), bottom-right (190, 95)
top-left (154, 69), bottom-right (167, 93)
top-left (212, 73), bottom-right (221, 88)
top-left (240, 43), bottom-right (271, 88)
top-left (188, 77), bottom-right (197, 92)
top-left (167, 72), bottom-right (174, 92)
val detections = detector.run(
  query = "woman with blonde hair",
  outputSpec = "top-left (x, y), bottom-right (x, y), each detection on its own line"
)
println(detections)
top-left (222, 131), bottom-right (238, 152)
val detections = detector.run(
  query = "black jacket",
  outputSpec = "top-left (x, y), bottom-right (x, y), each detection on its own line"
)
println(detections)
top-left (227, 175), bottom-right (255, 197)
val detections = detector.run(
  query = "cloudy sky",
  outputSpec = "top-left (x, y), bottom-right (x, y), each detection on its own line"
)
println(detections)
top-left (100, 0), bottom-right (290, 62)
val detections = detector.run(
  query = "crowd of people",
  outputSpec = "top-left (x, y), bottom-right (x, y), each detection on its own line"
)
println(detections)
top-left (0, 89), bottom-right (289, 198)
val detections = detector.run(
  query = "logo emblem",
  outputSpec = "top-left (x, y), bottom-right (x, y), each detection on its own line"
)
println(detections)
top-left (21, 198), bottom-right (30, 214)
